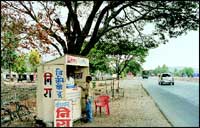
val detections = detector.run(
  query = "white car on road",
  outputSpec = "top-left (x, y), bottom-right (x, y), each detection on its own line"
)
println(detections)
top-left (158, 73), bottom-right (174, 85)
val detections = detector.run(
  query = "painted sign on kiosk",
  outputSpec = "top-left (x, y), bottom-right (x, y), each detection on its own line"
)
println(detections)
top-left (44, 72), bottom-right (53, 98)
top-left (55, 68), bottom-right (64, 99)
top-left (78, 58), bottom-right (89, 66)
top-left (66, 56), bottom-right (89, 66)
top-left (54, 100), bottom-right (73, 127)
top-left (67, 55), bottom-right (78, 65)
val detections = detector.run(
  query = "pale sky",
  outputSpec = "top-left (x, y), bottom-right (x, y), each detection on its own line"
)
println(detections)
top-left (142, 30), bottom-right (199, 70)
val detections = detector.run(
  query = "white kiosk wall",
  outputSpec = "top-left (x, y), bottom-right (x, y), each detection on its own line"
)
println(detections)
top-left (36, 54), bottom-right (89, 126)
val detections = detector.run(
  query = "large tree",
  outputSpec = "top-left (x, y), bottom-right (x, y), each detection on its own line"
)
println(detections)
top-left (1, 1), bottom-right (199, 57)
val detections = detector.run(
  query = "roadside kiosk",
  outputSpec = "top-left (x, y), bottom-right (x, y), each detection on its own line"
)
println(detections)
top-left (36, 54), bottom-right (89, 127)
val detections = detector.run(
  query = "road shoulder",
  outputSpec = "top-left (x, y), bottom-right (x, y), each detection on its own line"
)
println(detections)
top-left (74, 79), bottom-right (171, 127)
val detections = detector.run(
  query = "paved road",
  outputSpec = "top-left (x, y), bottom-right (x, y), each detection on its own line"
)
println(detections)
top-left (138, 77), bottom-right (199, 127)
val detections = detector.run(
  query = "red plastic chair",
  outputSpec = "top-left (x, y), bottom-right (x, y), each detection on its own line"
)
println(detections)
top-left (94, 95), bottom-right (110, 116)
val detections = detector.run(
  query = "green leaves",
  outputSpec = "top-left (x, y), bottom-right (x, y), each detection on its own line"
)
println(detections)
top-left (87, 47), bottom-right (110, 74)
top-left (153, 64), bottom-right (169, 75)
top-left (28, 49), bottom-right (41, 72)
top-left (1, 31), bottom-right (19, 71)
top-left (180, 67), bottom-right (194, 77)
top-left (13, 54), bottom-right (27, 74)
top-left (88, 26), bottom-right (149, 77)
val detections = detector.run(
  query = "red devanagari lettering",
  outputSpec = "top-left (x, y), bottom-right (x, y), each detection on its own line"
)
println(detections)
top-left (56, 107), bottom-right (70, 118)
top-left (56, 119), bottom-right (71, 127)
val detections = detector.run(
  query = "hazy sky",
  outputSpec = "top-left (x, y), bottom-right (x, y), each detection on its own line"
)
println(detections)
top-left (142, 30), bottom-right (199, 70)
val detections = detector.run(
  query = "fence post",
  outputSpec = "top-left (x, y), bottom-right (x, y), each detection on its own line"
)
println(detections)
top-left (112, 79), bottom-right (115, 98)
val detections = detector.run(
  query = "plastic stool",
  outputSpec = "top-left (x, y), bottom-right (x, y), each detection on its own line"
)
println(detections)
top-left (94, 95), bottom-right (110, 116)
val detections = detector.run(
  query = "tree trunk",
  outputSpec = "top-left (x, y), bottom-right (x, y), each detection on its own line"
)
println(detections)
top-left (1, 69), bottom-right (3, 86)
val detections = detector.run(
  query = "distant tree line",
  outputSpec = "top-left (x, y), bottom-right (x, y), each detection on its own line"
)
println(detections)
top-left (1, 49), bottom-right (41, 80)
top-left (151, 64), bottom-right (195, 77)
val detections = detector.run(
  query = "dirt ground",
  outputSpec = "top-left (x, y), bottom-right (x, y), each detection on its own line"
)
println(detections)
top-left (1, 79), bottom-right (171, 127)
top-left (1, 82), bottom-right (36, 127)
top-left (73, 80), bottom-right (171, 127)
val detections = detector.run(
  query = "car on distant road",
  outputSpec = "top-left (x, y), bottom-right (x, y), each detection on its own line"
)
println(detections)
top-left (158, 73), bottom-right (174, 85)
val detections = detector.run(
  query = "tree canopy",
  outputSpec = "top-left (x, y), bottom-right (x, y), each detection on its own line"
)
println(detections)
top-left (1, 1), bottom-right (199, 57)
top-left (88, 27), bottom-right (149, 79)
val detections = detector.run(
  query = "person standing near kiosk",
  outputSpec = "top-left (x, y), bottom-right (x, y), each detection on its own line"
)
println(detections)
top-left (79, 76), bottom-right (93, 123)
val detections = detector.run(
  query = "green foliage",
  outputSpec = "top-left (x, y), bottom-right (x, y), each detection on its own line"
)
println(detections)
top-left (173, 68), bottom-right (182, 76)
top-left (87, 47), bottom-right (111, 74)
top-left (13, 54), bottom-right (28, 74)
top-left (88, 27), bottom-right (149, 78)
top-left (180, 67), bottom-right (194, 77)
top-left (28, 49), bottom-right (41, 72)
top-left (153, 64), bottom-right (169, 75)
top-left (92, 81), bottom-right (96, 88)
top-left (154, 66), bottom-right (194, 77)
top-left (125, 60), bottom-right (143, 76)
top-left (1, 31), bottom-right (19, 71)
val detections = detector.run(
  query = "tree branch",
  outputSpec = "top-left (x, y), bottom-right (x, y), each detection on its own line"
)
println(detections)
top-left (104, 2), bottom-right (135, 26)
top-left (3, 1), bottom-right (27, 14)
top-left (16, 2), bottom-right (67, 55)
top-left (119, 55), bottom-right (134, 75)
top-left (81, 1), bottom-right (124, 55)
top-left (133, 23), bottom-right (144, 42)
top-left (75, 1), bottom-right (103, 54)
top-left (38, 1), bottom-right (55, 30)
top-left (105, 7), bottom-right (155, 33)
top-left (81, 2), bottom-right (156, 56)
top-left (18, 1), bottom-right (38, 22)
top-left (64, 1), bottom-right (81, 35)
top-left (129, 6), bottom-right (143, 16)
top-left (51, 42), bottom-right (62, 56)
